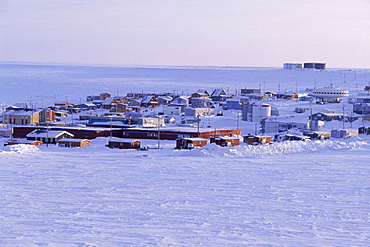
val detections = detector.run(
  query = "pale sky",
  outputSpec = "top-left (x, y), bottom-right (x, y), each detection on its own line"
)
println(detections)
top-left (0, 0), bottom-right (369, 68)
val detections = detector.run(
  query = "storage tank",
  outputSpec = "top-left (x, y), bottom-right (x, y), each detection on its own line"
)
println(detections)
top-left (251, 103), bottom-right (271, 122)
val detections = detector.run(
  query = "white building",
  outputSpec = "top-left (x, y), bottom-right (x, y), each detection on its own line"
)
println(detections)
top-left (26, 130), bottom-right (74, 144)
top-left (312, 86), bottom-right (349, 103)
top-left (283, 63), bottom-right (303, 69)
top-left (331, 129), bottom-right (358, 139)
top-left (184, 107), bottom-right (213, 117)
top-left (164, 105), bottom-right (182, 116)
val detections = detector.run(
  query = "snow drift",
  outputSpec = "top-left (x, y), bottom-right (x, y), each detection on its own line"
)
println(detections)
top-left (174, 139), bottom-right (370, 158)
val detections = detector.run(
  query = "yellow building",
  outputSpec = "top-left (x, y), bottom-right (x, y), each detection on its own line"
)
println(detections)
top-left (3, 108), bottom-right (55, 125)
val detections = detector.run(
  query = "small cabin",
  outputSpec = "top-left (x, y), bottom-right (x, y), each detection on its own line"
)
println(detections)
top-left (311, 112), bottom-right (344, 121)
top-left (176, 138), bottom-right (208, 149)
top-left (107, 138), bottom-right (141, 149)
top-left (295, 107), bottom-right (309, 113)
top-left (210, 136), bottom-right (240, 147)
top-left (359, 126), bottom-right (370, 135)
top-left (243, 134), bottom-right (273, 145)
top-left (140, 96), bottom-right (158, 108)
top-left (274, 133), bottom-right (310, 142)
top-left (302, 131), bottom-right (330, 140)
top-left (331, 129), bottom-right (358, 139)
top-left (57, 138), bottom-right (91, 148)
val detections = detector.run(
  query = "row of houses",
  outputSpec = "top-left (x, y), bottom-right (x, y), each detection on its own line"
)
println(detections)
top-left (11, 126), bottom-right (241, 141)
top-left (71, 88), bottom-right (316, 115)
top-left (103, 134), bottom-right (272, 150)
top-left (4, 85), bottom-right (349, 128)
top-left (83, 89), bottom-right (228, 110)
top-left (5, 125), bottom-right (243, 149)
top-left (5, 129), bottom-right (91, 148)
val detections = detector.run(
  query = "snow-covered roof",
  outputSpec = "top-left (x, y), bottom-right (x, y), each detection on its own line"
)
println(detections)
top-left (170, 97), bottom-right (188, 104)
top-left (211, 89), bottom-right (226, 96)
top-left (76, 103), bottom-right (96, 107)
top-left (192, 92), bottom-right (208, 97)
top-left (26, 130), bottom-right (74, 138)
top-left (181, 137), bottom-right (208, 141)
top-left (245, 135), bottom-right (272, 138)
top-left (141, 96), bottom-right (156, 104)
top-left (157, 96), bottom-right (173, 101)
top-left (14, 103), bottom-right (28, 108)
top-left (126, 125), bottom-right (237, 134)
top-left (4, 110), bottom-right (39, 116)
top-left (195, 89), bottom-right (209, 95)
top-left (90, 121), bottom-right (126, 127)
top-left (102, 97), bottom-right (115, 104)
top-left (57, 138), bottom-right (89, 142)
top-left (108, 138), bottom-right (141, 143)
top-left (316, 112), bottom-right (344, 117)
top-left (214, 136), bottom-right (240, 140)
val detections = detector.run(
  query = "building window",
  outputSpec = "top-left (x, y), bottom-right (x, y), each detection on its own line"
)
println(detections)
top-left (178, 134), bottom-right (190, 138)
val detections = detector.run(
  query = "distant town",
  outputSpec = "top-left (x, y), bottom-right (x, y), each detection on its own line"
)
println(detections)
top-left (2, 74), bottom-right (370, 150)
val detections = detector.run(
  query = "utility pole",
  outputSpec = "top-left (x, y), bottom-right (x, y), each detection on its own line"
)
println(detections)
top-left (255, 123), bottom-right (258, 135)
top-left (208, 108), bottom-right (211, 128)
top-left (236, 112), bottom-right (239, 130)
top-left (10, 113), bottom-right (14, 141)
top-left (46, 123), bottom-right (49, 147)
top-left (362, 105), bottom-right (365, 128)
top-left (342, 104), bottom-right (345, 129)
top-left (157, 118), bottom-right (161, 149)
top-left (309, 101), bottom-right (313, 131)
top-left (110, 116), bottom-right (112, 139)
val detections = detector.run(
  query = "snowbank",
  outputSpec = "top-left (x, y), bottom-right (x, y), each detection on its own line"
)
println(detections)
top-left (0, 143), bottom-right (40, 154)
top-left (173, 139), bottom-right (370, 158)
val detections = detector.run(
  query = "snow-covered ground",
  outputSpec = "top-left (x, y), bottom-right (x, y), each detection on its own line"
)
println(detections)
top-left (1, 138), bottom-right (370, 246)
top-left (1, 63), bottom-right (370, 246)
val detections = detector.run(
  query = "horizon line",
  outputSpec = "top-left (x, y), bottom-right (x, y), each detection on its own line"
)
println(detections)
top-left (0, 60), bottom-right (369, 70)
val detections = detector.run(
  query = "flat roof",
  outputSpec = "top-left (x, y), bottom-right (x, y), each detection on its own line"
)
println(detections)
top-left (127, 126), bottom-right (238, 133)
top-left (57, 138), bottom-right (90, 142)
top-left (181, 138), bottom-right (208, 141)
top-left (14, 125), bottom-right (121, 131)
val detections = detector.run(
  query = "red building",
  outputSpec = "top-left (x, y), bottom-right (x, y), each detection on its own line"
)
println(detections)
top-left (176, 138), bottom-right (208, 149)
top-left (107, 138), bottom-right (141, 149)
top-left (121, 127), bottom-right (241, 140)
top-left (210, 136), bottom-right (240, 147)
top-left (13, 126), bottom-right (241, 141)
top-left (12, 126), bottom-right (122, 139)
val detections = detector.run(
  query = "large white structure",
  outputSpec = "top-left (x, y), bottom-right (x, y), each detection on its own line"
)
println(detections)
top-left (184, 107), bottom-right (213, 117)
top-left (312, 86), bottom-right (349, 103)
top-left (242, 102), bottom-right (271, 122)
top-left (164, 105), bottom-right (182, 115)
top-left (283, 63), bottom-right (302, 69)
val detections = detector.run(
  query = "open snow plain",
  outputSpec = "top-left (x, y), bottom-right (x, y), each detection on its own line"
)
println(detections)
top-left (1, 64), bottom-right (370, 246)
top-left (1, 139), bottom-right (370, 246)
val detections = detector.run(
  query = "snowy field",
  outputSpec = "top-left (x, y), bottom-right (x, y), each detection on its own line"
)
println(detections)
top-left (1, 63), bottom-right (370, 246)
top-left (1, 138), bottom-right (370, 246)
